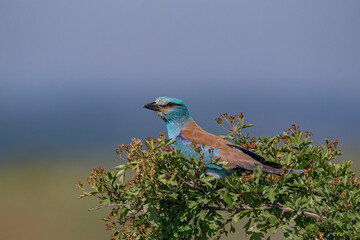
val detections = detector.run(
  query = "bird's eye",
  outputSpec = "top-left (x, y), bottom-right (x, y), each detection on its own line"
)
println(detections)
top-left (165, 102), bottom-right (175, 107)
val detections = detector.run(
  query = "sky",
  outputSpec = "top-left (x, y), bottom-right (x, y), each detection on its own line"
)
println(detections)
top-left (1, 1), bottom-right (359, 165)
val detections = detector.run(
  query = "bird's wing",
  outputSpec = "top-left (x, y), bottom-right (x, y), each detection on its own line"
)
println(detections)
top-left (181, 121), bottom-right (234, 149)
top-left (227, 144), bottom-right (282, 169)
top-left (181, 121), bottom-right (283, 174)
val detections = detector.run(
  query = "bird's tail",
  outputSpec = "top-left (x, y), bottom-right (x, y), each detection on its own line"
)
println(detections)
top-left (288, 169), bottom-right (303, 174)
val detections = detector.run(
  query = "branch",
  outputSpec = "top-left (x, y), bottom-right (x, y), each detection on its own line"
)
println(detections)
top-left (279, 206), bottom-right (321, 220)
top-left (207, 203), bottom-right (321, 221)
top-left (88, 202), bottom-right (140, 211)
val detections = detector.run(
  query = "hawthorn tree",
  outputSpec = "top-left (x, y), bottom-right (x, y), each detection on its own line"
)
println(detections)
top-left (77, 114), bottom-right (360, 240)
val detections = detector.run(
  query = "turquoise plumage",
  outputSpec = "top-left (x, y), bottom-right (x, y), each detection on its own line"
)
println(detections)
top-left (144, 96), bottom-right (303, 179)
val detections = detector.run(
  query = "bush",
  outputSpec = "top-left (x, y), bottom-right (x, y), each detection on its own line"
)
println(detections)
top-left (77, 114), bottom-right (360, 240)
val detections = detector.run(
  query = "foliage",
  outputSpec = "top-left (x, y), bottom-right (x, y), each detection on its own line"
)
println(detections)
top-left (77, 114), bottom-right (360, 240)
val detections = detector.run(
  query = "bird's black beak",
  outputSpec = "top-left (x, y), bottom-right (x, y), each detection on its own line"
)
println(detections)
top-left (143, 102), bottom-right (161, 111)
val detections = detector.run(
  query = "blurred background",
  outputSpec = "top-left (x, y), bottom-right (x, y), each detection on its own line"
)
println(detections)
top-left (1, 1), bottom-right (359, 239)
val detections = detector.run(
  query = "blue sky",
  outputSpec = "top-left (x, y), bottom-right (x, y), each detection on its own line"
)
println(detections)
top-left (1, 1), bottom-right (359, 164)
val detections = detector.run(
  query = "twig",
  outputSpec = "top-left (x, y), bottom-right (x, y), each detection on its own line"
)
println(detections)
top-left (175, 173), bottom-right (206, 194)
top-left (88, 202), bottom-right (140, 211)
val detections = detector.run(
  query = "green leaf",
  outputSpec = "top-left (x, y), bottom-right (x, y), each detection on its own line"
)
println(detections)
top-left (233, 210), bottom-right (251, 222)
top-left (224, 193), bottom-right (234, 209)
top-left (266, 187), bottom-right (276, 203)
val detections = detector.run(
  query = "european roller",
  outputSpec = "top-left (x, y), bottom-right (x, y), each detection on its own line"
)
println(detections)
top-left (144, 96), bottom-right (302, 179)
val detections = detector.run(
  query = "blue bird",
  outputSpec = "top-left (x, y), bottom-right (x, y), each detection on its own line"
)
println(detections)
top-left (144, 96), bottom-right (302, 179)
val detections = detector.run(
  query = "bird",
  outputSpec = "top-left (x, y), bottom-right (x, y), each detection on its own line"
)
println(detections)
top-left (144, 96), bottom-right (302, 179)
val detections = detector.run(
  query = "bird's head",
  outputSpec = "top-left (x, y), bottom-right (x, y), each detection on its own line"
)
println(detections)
top-left (144, 96), bottom-right (191, 122)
